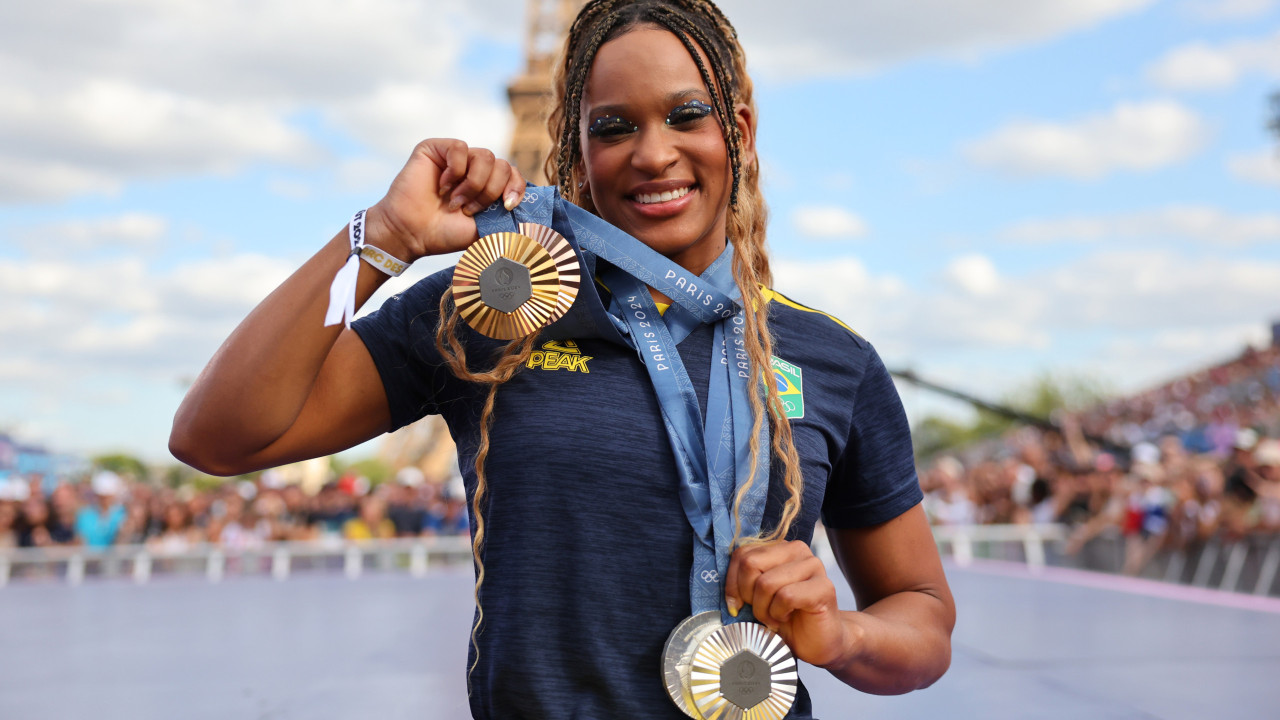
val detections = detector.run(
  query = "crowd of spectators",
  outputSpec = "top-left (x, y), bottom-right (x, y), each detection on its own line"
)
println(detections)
top-left (921, 342), bottom-right (1280, 577)
top-left (0, 468), bottom-right (470, 554)
top-left (6, 340), bottom-right (1280, 584)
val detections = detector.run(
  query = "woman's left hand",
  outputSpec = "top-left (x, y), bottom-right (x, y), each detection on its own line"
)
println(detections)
top-left (724, 539), bottom-right (857, 669)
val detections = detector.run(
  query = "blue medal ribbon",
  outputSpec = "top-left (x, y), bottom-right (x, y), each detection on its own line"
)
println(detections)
top-left (476, 186), bottom-right (769, 623)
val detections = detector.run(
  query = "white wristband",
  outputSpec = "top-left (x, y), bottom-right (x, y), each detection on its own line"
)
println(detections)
top-left (359, 244), bottom-right (409, 277)
top-left (324, 209), bottom-right (368, 328)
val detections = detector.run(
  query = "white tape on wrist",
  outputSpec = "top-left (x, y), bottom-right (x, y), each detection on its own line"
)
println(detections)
top-left (324, 209), bottom-right (368, 328)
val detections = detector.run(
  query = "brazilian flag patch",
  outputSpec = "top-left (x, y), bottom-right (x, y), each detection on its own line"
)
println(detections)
top-left (770, 356), bottom-right (804, 420)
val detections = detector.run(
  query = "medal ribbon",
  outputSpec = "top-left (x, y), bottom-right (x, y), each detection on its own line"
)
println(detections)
top-left (476, 187), bottom-right (770, 624)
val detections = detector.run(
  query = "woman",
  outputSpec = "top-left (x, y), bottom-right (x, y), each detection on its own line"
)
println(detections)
top-left (170, 1), bottom-right (954, 716)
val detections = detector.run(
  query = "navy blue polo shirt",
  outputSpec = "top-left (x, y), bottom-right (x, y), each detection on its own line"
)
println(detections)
top-left (353, 268), bottom-right (921, 720)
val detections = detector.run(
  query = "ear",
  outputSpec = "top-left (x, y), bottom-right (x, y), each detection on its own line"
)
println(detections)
top-left (732, 102), bottom-right (756, 169)
top-left (573, 161), bottom-right (591, 196)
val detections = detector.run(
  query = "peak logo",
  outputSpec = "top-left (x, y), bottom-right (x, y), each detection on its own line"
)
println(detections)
top-left (527, 340), bottom-right (593, 373)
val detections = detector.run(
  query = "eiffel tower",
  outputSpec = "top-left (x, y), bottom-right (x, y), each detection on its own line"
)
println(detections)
top-left (507, 0), bottom-right (586, 184)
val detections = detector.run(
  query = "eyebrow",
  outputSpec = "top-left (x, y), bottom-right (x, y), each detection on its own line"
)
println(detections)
top-left (585, 88), bottom-right (710, 118)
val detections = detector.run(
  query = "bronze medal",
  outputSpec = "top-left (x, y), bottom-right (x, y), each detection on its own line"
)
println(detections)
top-left (452, 224), bottom-right (579, 340)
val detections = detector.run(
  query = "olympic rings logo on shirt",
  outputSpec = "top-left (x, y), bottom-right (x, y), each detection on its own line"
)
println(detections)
top-left (700, 570), bottom-right (719, 583)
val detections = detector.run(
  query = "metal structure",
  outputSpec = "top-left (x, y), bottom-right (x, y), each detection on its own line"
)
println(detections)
top-left (506, 0), bottom-right (586, 183)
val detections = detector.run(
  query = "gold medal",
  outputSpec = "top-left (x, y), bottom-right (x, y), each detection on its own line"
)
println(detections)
top-left (452, 224), bottom-right (579, 340)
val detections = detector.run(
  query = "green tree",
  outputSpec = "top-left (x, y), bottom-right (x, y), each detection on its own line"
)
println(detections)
top-left (92, 452), bottom-right (149, 481)
top-left (912, 372), bottom-right (1109, 458)
top-left (338, 457), bottom-right (393, 486)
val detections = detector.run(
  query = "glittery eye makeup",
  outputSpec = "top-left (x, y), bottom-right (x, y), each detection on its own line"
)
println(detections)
top-left (588, 115), bottom-right (638, 138)
top-left (665, 99), bottom-right (714, 125)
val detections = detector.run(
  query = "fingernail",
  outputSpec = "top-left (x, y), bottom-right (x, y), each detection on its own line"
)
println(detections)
top-left (726, 596), bottom-right (742, 617)
top-left (503, 191), bottom-right (520, 211)
top-left (447, 196), bottom-right (464, 212)
top-left (438, 182), bottom-right (454, 198)
top-left (463, 202), bottom-right (483, 216)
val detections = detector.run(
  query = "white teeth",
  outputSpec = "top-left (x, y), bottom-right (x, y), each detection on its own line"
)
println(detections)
top-left (634, 186), bottom-right (691, 204)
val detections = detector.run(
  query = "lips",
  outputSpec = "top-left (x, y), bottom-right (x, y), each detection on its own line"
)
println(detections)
top-left (626, 183), bottom-right (697, 219)
top-left (633, 186), bottom-right (691, 205)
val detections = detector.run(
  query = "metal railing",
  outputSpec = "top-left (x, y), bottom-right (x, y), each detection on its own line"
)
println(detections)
top-left (932, 523), bottom-right (1068, 572)
top-left (5, 526), bottom-right (1278, 599)
top-left (0, 536), bottom-right (473, 586)
top-left (929, 523), bottom-right (1280, 598)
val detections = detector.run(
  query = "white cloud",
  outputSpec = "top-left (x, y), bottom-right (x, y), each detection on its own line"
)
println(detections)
top-left (772, 250), bottom-right (1280, 389)
top-left (1147, 30), bottom-right (1280, 90)
top-left (1003, 206), bottom-right (1280, 246)
top-left (792, 206), bottom-right (869, 239)
top-left (0, 159), bottom-right (120, 203)
top-left (943, 255), bottom-right (1001, 296)
top-left (1181, 0), bottom-right (1278, 21)
top-left (0, 0), bottom-right (1168, 205)
top-left (0, 80), bottom-right (317, 203)
top-left (0, 250), bottom-right (291, 378)
top-left (329, 83), bottom-right (512, 160)
top-left (15, 213), bottom-right (169, 256)
top-left (963, 101), bottom-right (1205, 179)
top-left (733, 0), bottom-right (1156, 76)
top-left (1228, 148), bottom-right (1280, 186)
top-left (0, 1), bottom-right (512, 204)
top-left (0, 215), bottom-right (459, 381)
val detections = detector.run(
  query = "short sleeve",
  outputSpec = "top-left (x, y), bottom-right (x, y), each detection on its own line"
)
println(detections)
top-left (350, 270), bottom-right (455, 431)
top-left (821, 345), bottom-right (923, 528)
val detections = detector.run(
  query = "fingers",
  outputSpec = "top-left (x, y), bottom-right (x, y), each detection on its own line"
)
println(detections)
top-left (727, 540), bottom-right (833, 630)
top-left (446, 147), bottom-right (494, 213)
top-left (418, 139), bottom-right (521, 215)
top-left (428, 139), bottom-right (470, 198)
top-left (504, 166), bottom-right (527, 211)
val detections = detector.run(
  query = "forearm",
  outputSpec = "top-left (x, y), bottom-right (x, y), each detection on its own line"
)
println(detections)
top-left (824, 589), bottom-right (954, 695)
top-left (169, 225), bottom-right (395, 471)
top-left (170, 139), bottom-right (526, 473)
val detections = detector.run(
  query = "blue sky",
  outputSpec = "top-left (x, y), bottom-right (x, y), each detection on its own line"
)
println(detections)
top-left (1, 0), bottom-right (1278, 462)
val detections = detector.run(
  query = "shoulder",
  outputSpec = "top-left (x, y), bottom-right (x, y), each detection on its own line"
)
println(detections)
top-left (352, 267), bottom-right (458, 346)
top-left (762, 287), bottom-right (866, 346)
top-left (762, 287), bottom-right (872, 371)
top-left (371, 266), bottom-right (455, 316)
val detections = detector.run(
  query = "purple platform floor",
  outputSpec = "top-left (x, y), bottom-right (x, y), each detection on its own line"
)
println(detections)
top-left (2, 559), bottom-right (1278, 719)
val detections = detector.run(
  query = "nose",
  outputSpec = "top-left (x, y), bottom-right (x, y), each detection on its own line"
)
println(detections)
top-left (629, 124), bottom-right (679, 176)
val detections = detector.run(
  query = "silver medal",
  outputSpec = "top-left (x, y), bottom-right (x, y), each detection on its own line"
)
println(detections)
top-left (662, 612), bottom-right (798, 719)
top-left (662, 612), bottom-right (723, 718)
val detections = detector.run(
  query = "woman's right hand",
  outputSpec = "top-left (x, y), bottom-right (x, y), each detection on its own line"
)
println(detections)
top-left (365, 138), bottom-right (527, 261)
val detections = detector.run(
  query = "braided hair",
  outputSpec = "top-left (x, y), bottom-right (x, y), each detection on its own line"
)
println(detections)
top-left (436, 0), bottom-right (806, 688)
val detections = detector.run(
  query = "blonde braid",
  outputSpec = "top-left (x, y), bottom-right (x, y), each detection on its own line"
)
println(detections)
top-left (433, 291), bottom-right (539, 688)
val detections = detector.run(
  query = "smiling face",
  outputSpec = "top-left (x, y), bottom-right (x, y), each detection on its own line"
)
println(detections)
top-left (579, 26), bottom-right (754, 275)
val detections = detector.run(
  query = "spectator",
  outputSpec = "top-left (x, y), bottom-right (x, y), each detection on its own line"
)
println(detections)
top-left (75, 471), bottom-right (127, 549)
top-left (146, 503), bottom-right (202, 555)
top-left (0, 498), bottom-right (18, 548)
top-left (343, 495), bottom-right (396, 541)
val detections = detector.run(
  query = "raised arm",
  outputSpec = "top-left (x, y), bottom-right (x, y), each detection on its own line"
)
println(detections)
top-left (169, 139), bottom-right (525, 476)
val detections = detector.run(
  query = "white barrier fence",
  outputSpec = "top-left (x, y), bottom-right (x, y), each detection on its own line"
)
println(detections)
top-left (932, 523), bottom-right (1069, 572)
top-left (0, 536), bottom-right (473, 587)
top-left (5, 526), bottom-right (1279, 598)
top-left (930, 523), bottom-right (1280, 598)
